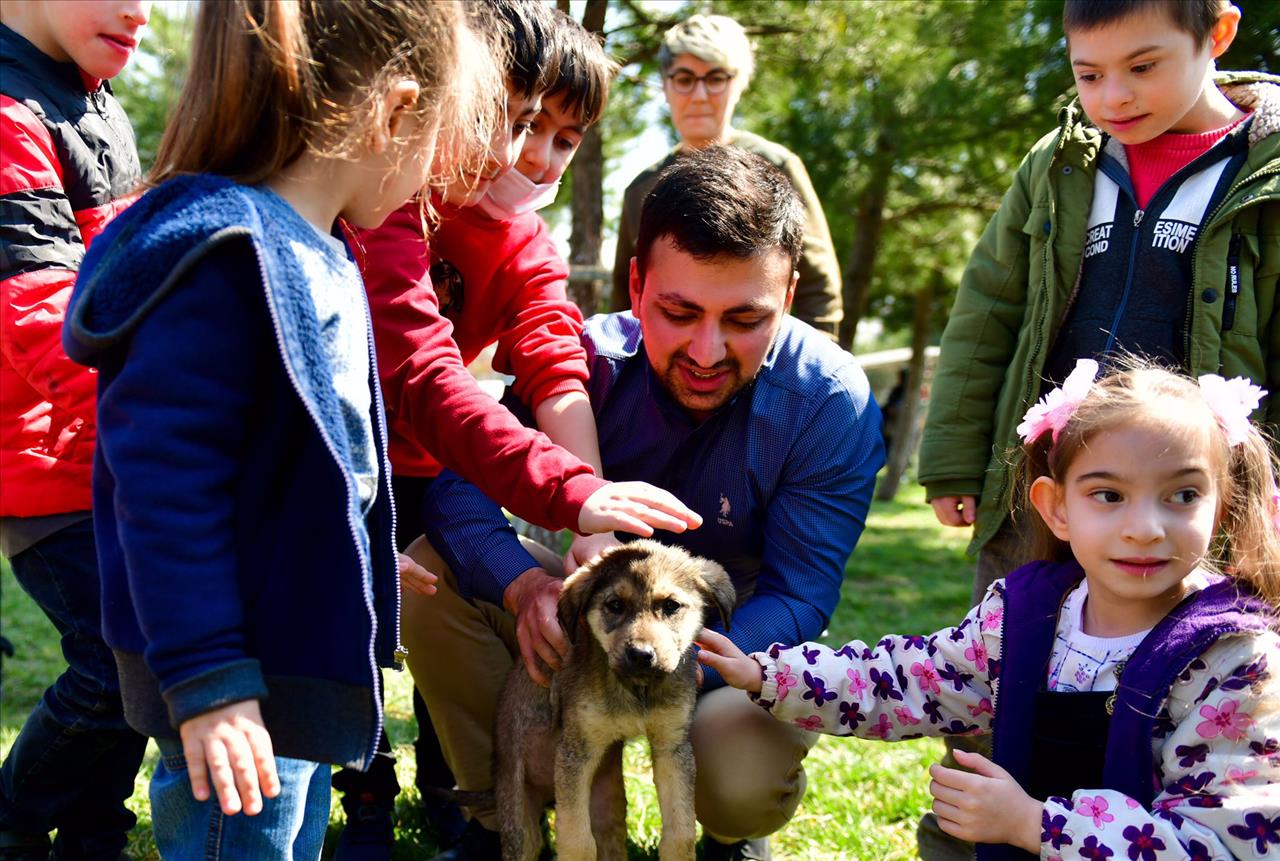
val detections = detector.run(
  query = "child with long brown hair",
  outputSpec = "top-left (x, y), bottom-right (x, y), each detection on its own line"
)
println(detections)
top-left (57, 2), bottom-right (496, 858)
top-left (701, 360), bottom-right (1280, 860)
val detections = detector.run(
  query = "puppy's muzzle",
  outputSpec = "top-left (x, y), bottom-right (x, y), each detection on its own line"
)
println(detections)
top-left (622, 643), bottom-right (657, 675)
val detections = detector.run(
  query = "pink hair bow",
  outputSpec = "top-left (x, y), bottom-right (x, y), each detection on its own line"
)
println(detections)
top-left (1017, 358), bottom-right (1099, 444)
top-left (1197, 374), bottom-right (1265, 446)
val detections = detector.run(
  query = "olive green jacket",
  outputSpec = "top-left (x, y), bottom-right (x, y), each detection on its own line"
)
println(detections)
top-left (919, 72), bottom-right (1280, 554)
top-left (610, 129), bottom-right (844, 339)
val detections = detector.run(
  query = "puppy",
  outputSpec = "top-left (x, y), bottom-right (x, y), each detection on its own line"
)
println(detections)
top-left (494, 540), bottom-right (735, 861)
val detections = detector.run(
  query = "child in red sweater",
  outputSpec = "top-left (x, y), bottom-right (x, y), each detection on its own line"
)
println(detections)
top-left (337, 9), bottom-right (676, 858)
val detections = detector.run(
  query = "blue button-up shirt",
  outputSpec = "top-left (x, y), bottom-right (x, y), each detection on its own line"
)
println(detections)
top-left (422, 312), bottom-right (885, 689)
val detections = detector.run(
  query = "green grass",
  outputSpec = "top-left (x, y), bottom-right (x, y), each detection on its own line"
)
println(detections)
top-left (0, 483), bottom-right (974, 859)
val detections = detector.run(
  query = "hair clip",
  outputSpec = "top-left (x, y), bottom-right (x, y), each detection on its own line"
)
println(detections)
top-left (1197, 374), bottom-right (1265, 447)
top-left (1017, 358), bottom-right (1099, 444)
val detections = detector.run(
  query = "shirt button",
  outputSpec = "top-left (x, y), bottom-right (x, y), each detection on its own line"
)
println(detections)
top-left (1202, 288), bottom-right (1218, 303)
top-left (1062, 165), bottom-right (1073, 175)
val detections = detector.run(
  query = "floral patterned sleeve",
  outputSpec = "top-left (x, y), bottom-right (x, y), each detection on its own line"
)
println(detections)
top-left (1039, 631), bottom-right (1280, 861)
top-left (751, 580), bottom-right (1008, 740)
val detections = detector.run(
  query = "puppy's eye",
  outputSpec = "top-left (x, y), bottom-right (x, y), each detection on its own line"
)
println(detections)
top-left (661, 599), bottom-right (681, 617)
top-left (604, 597), bottom-right (625, 614)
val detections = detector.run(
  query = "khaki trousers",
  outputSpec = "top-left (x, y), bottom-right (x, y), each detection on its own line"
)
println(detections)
top-left (401, 536), bottom-right (814, 839)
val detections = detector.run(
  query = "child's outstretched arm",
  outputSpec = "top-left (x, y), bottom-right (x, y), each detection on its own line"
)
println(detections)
top-left (699, 581), bottom-right (1006, 741)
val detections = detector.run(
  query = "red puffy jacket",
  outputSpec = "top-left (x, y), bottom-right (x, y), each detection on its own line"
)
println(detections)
top-left (0, 24), bottom-right (139, 517)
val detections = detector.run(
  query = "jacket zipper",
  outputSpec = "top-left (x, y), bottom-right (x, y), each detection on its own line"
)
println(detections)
top-left (248, 238), bottom-right (391, 770)
top-left (1102, 205), bottom-right (1145, 356)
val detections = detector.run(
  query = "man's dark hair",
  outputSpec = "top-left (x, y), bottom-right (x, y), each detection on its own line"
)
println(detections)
top-left (546, 10), bottom-right (619, 127)
top-left (471, 0), bottom-right (562, 101)
top-left (635, 146), bottom-right (805, 283)
top-left (1063, 0), bottom-right (1225, 44)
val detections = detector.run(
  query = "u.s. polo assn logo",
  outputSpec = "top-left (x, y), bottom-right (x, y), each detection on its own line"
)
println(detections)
top-left (717, 493), bottom-right (734, 527)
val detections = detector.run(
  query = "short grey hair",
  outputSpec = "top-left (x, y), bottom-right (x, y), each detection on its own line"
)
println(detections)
top-left (657, 14), bottom-right (754, 87)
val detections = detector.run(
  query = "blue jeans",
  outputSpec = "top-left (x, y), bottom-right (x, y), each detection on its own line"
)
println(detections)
top-left (150, 742), bottom-right (330, 861)
top-left (0, 519), bottom-right (148, 860)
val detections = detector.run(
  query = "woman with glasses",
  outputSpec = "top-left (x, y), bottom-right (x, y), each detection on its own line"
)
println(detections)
top-left (611, 14), bottom-right (844, 343)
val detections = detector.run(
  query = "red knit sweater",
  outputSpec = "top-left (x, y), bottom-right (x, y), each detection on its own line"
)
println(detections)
top-left (352, 201), bottom-right (604, 532)
top-left (1124, 113), bottom-right (1251, 208)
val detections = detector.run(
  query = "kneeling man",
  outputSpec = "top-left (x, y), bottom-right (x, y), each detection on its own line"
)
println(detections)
top-left (404, 146), bottom-right (884, 861)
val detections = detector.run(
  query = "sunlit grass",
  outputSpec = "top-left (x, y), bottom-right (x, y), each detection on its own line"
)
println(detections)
top-left (2, 482), bottom-right (974, 859)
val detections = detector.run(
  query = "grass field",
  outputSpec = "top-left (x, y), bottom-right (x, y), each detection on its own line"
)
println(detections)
top-left (0, 483), bottom-right (974, 860)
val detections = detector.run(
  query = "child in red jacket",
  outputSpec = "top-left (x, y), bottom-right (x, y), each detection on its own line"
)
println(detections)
top-left (338, 10), bottom-right (688, 858)
top-left (0, 2), bottom-right (150, 857)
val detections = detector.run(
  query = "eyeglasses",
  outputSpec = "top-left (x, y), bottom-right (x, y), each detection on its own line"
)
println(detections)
top-left (665, 70), bottom-right (736, 95)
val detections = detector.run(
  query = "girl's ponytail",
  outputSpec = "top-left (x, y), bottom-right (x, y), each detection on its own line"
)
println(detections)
top-left (147, 1), bottom-right (494, 195)
top-left (150, 0), bottom-right (314, 185)
top-left (1218, 429), bottom-right (1280, 609)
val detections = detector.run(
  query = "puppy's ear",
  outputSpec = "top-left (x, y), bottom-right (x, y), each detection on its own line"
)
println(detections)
top-left (697, 559), bottom-right (736, 631)
top-left (557, 565), bottom-right (598, 645)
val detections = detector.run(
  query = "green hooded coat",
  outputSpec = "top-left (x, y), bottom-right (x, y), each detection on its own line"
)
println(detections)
top-left (919, 72), bottom-right (1280, 554)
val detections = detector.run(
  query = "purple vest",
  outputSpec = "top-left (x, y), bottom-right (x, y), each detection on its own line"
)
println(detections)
top-left (980, 560), bottom-right (1270, 861)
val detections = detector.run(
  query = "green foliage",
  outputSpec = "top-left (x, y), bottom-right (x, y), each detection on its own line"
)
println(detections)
top-left (112, 5), bottom-right (193, 172)
top-left (1, 485), bottom-right (974, 859)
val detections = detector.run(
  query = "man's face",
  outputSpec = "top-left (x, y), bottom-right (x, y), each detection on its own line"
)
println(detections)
top-left (514, 92), bottom-right (586, 186)
top-left (439, 86), bottom-right (540, 207)
top-left (1067, 6), bottom-right (1230, 143)
top-left (663, 53), bottom-right (743, 149)
top-left (629, 238), bottom-right (795, 421)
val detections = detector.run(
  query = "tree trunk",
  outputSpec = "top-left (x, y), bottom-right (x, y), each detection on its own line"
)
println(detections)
top-left (874, 270), bottom-right (935, 502)
top-left (838, 141), bottom-right (894, 350)
top-left (566, 0), bottom-right (608, 315)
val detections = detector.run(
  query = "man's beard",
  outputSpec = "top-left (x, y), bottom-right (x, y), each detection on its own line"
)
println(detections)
top-left (659, 350), bottom-right (751, 416)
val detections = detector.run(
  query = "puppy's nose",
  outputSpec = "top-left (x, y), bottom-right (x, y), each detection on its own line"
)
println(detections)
top-left (624, 644), bottom-right (656, 670)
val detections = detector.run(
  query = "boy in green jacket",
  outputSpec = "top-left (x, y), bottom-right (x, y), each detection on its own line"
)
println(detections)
top-left (918, 1), bottom-right (1279, 855)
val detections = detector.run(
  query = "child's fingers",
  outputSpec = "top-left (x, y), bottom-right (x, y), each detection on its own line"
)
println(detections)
top-left (183, 738), bottom-right (212, 803)
top-left (932, 806), bottom-right (968, 837)
top-left (249, 724), bottom-right (280, 800)
top-left (694, 627), bottom-right (736, 654)
top-left (929, 762), bottom-right (982, 792)
top-left (226, 731), bottom-right (264, 816)
top-left (952, 748), bottom-right (1007, 778)
top-left (203, 737), bottom-right (243, 815)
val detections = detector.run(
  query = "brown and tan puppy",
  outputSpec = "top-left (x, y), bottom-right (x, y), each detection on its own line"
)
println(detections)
top-left (493, 540), bottom-right (735, 861)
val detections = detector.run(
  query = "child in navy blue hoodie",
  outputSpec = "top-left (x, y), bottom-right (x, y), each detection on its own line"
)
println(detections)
top-left (60, 2), bottom-right (497, 859)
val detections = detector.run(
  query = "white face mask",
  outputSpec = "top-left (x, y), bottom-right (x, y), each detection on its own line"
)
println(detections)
top-left (476, 168), bottom-right (561, 221)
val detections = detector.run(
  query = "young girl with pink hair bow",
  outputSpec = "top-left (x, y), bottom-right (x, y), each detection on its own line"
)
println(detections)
top-left (701, 359), bottom-right (1280, 860)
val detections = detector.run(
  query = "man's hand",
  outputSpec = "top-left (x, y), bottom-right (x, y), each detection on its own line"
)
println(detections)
top-left (178, 700), bottom-right (279, 816)
top-left (564, 532), bottom-right (622, 574)
top-left (398, 552), bottom-right (438, 596)
top-left (695, 628), bottom-right (763, 694)
top-left (930, 495), bottom-right (977, 527)
top-left (929, 749), bottom-right (1042, 853)
top-left (579, 482), bottom-right (702, 537)
top-left (503, 567), bottom-right (569, 687)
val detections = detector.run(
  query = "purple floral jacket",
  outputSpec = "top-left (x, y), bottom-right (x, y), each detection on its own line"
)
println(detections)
top-left (754, 579), bottom-right (1280, 859)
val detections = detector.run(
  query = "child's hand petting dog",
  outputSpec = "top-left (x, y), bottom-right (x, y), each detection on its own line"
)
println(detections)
top-left (578, 481), bottom-right (703, 537)
top-left (398, 552), bottom-right (437, 596)
top-left (695, 628), bottom-right (764, 694)
top-left (928, 749), bottom-right (1043, 853)
top-left (179, 699), bottom-right (280, 816)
